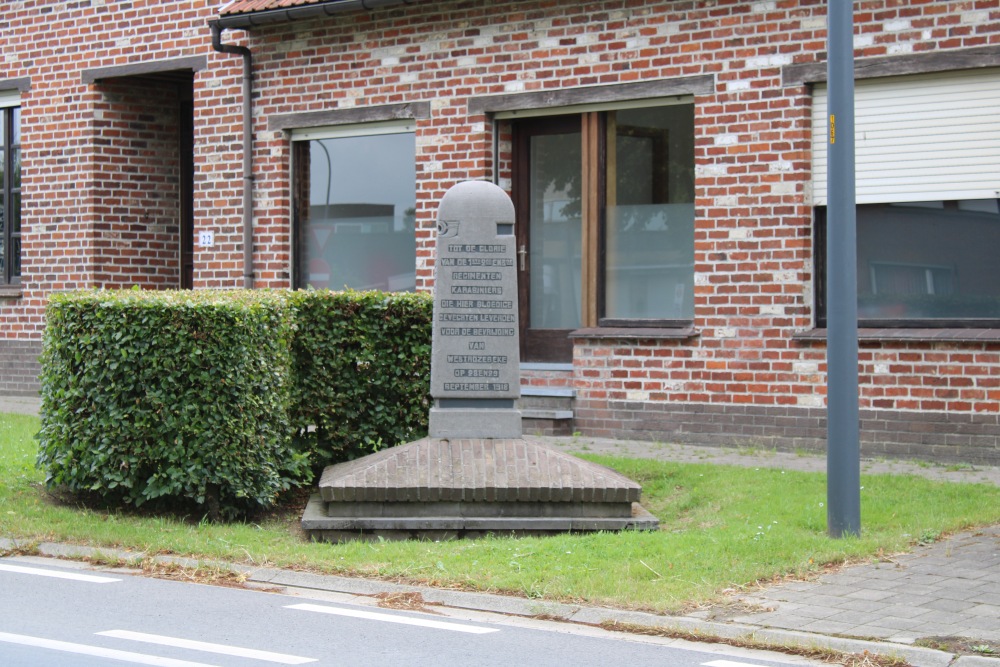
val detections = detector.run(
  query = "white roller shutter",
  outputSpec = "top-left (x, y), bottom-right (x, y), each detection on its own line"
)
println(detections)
top-left (812, 68), bottom-right (1000, 205)
top-left (0, 88), bottom-right (19, 109)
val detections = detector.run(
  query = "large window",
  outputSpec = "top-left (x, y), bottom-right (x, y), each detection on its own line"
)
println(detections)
top-left (292, 124), bottom-right (416, 291)
top-left (816, 200), bottom-right (1000, 326)
top-left (513, 102), bottom-right (695, 361)
top-left (812, 69), bottom-right (1000, 327)
top-left (0, 104), bottom-right (20, 286)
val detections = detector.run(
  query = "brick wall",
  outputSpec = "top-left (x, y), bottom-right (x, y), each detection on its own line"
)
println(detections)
top-left (91, 79), bottom-right (182, 289)
top-left (0, 339), bottom-right (41, 396)
top-left (3, 0), bottom-right (1000, 462)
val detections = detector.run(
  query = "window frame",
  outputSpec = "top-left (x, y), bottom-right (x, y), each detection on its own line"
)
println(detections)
top-left (0, 103), bottom-right (20, 287)
top-left (509, 100), bottom-right (696, 332)
top-left (289, 120), bottom-right (417, 292)
top-left (813, 204), bottom-right (1000, 329)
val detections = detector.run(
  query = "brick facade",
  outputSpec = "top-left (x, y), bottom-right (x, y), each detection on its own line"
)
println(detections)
top-left (2, 0), bottom-right (1000, 462)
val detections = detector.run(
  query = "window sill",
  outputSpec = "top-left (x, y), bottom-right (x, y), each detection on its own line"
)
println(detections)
top-left (793, 328), bottom-right (1000, 343)
top-left (569, 326), bottom-right (698, 341)
top-left (0, 287), bottom-right (23, 299)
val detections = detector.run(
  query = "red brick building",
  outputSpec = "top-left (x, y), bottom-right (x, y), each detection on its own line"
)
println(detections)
top-left (2, 0), bottom-right (1000, 462)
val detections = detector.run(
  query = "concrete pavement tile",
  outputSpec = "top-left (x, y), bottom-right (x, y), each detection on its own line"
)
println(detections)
top-left (846, 626), bottom-right (905, 639)
top-left (911, 622), bottom-right (968, 636)
top-left (876, 615), bottom-right (935, 631)
top-left (770, 580), bottom-right (822, 592)
top-left (923, 598), bottom-right (979, 613)
top-left (953, 657), bottom-right (1000, 667)
top-left (971, 582), bottom-right (1000, 595)
top-left (962, 615), bottom-right (1000, 634)
top-left (880, 604), bottom-right (945, 621)
top-left (905, 574), bottom-right (952, 586)
top-left (937, 587), bottom-right (995, 602)
top-left (969, 592), bottom-right (1000, 606)
top-left (797, 583), bottom-right (860, 598)
top-left (912, 610), bottom-right (971, 626)
top-left (965, 604), bottom-right (1000, 618)
top-left (898, 583), bottom-right (950, 596)
top-left (881, 593), bottom-right (941, 607)
top-left (826, 610), bottom-right (887, 626)
top-left (846, 588), bottom-right (898, 601)
top-left (836, 598), bottom-right (897, 613)
top-left (800, 619), bottom-right (861, 635)
top-left (865, 566), bottom-right (914, 579)
top-left (770, 604), bottom-right (844, 621)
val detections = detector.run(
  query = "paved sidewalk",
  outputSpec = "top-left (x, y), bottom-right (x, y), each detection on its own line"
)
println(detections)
top-left (4, 396), bottom-right (1000, 664)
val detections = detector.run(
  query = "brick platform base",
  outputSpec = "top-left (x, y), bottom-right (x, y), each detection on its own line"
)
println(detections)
top-left (303, 436), bottom-right (659, 541)
top-left (0, 339), bottom-right (42, 397)
top-left (575, 400), bottom-right (1000, 466)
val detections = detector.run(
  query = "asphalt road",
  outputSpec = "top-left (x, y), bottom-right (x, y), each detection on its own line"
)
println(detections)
top-left (0, 556), bottom-right (824, 667)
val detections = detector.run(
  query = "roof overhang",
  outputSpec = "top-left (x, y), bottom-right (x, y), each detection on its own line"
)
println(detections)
top-left (213, 0), bottom-right (420, 31)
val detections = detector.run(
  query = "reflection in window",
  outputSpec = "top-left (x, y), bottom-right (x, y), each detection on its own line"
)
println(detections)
top-left (1, 106), bottom-right (20, 286)
top-left (605, 105), bottom-right (695, 320)
top-left (294, 131), bottom-right (416, 291)
top-left (529, 130), bottom-right (582, 329)
top-left (818, 199), bottom-right (1000, 323)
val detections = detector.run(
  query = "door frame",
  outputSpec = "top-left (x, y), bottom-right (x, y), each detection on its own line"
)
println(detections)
top-left (512, 113), bottom-right (604, 363)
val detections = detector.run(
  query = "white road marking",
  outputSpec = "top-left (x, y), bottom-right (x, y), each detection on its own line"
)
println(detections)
top-left (0, 631), bottom-right (217, 667)
top-left (0, 562), bottom-right (120, 583)
top-left (97, 630), bottom-right (317, 665)
top-left (285, 602), bottom-right (500, 634)
top-left (703, 661), bottom-right (772, 667)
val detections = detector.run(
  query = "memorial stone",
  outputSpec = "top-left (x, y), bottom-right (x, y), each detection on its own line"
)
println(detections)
top-left (303, 180), bottom-right (658, 541)
top-left (428, 180), bottom-right (522, 439)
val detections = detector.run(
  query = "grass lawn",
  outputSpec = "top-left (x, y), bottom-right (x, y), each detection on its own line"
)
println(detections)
top-left (3, 411), bottom-right (1000, 614)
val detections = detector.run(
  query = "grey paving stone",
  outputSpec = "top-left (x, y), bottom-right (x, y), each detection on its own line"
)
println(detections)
top-left (970, 592), bottom-right (1000, 606)
top-left (881, 604), bottom-right (944, 621)
top-left (846, 588), bottom-right (898, 601)
top-left (851, 626), bottom-right (904, 639)
top-left (923, 598), bottom-right (979, 613)
top-left (836, 598), bottom-right (896, 613)
top-left (800, 619), bottom-right (861, 635)
top-left (965, 603), bottom-right (1000, 618)
top-left (826, 610), bottom-right (887, 626)
top-left (881, 593), bottom-right (941, 608)
top-left (876, 615), bottom-right (935, 631)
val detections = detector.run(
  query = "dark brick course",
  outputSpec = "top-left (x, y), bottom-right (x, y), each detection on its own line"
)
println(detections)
top-left (575, 401), bottom-right (1000, 466)
top-left (0, 340), bottom-right (41, 396)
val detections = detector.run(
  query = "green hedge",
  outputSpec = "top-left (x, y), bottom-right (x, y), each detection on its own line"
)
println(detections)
top-left (287, 290), bottom-right (432, 467)
top-left (36, 290), bottom-right (307, 519)
top-left (36, 289), bottom-right (433, 519)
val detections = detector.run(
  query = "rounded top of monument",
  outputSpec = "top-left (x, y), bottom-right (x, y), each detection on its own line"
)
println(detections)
top-left (437, 180), bottom-right (515, 232)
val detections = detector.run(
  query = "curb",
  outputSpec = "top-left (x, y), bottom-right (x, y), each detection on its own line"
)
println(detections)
top-left (0, 538), bottom-right (969, 667)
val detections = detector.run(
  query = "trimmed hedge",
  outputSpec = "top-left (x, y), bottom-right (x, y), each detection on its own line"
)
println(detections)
top-left (36, 290), bottom-right (307, 519)
top-left (287, 290), bottom-right (433, 467)
top-left (36, 289), bottom-right (433, 519)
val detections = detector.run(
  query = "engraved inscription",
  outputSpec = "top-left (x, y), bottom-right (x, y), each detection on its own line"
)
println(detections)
top-left (430, 183), bottom-right (518, 402)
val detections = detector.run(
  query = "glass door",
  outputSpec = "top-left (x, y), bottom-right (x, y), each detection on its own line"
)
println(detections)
top-left (513, 115), bottom-right (582, 363)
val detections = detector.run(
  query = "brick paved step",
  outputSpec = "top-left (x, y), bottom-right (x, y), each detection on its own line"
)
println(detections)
top-left (304, 436), bottom-right (658, 541)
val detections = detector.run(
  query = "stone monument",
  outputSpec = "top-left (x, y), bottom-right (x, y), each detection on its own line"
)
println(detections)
top-left (429, 180), bottom-right (522, 439)
top-left (302, 181), bottom-right (658, 541)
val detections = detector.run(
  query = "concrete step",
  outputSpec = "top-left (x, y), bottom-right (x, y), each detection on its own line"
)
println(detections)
top-left (519, 387), bottom-right (575, 436)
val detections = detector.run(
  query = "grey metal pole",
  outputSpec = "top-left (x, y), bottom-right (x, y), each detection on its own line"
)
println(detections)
top-left (826, 0), bottom-right (861, 538)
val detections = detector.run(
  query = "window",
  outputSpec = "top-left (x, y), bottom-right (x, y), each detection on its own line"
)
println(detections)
top-left (292, 123), bottom-right (416, 291)
top-left (813, 69), bottom-right (1000, 327)
top-left (0, 104), bottom-right (20, 286)
top-left (815, 200), bottom-right (1000, 326)
top-left (512, 101), bottom-right (695, 361)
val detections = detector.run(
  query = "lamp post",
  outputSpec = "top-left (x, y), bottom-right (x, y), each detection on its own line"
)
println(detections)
top-left (826, 0), bottom-right (861, 538)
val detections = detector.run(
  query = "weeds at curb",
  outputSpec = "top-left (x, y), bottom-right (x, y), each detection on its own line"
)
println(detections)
top-left (597, 620), bottom-right (912, 667)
